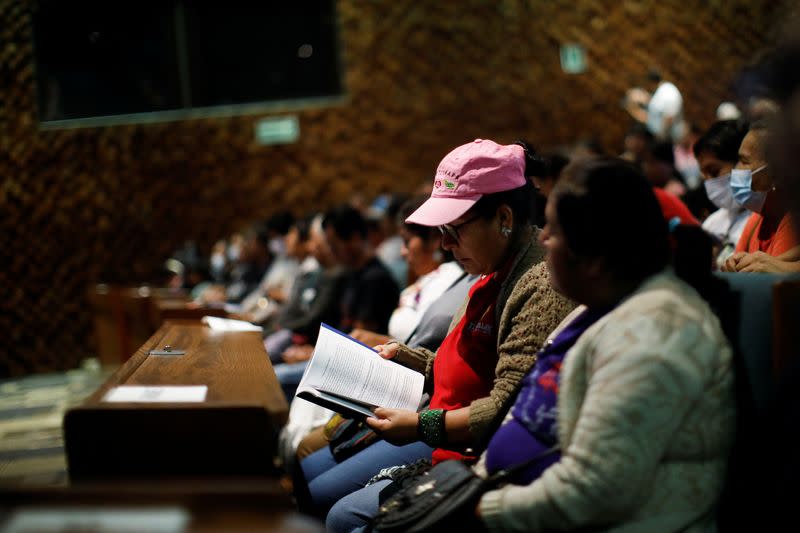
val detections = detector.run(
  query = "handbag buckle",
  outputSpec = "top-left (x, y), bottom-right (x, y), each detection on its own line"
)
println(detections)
top-left (413, 480), bottom-right (436, 496)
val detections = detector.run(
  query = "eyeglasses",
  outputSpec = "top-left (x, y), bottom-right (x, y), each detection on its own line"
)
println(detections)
top-left (438, 213), bottom-right (482, 242)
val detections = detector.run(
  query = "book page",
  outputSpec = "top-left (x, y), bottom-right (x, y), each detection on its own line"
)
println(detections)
top-left (298, 324), bottom-right (424, 412)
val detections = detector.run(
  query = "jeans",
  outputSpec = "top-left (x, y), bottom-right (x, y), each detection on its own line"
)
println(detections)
top-left (273, 360), bottom-right (309, 401)
top-left (264, 328), bottom-right (293, 364)
top-left (326, 479), bottom-right (390, 532)
top-left (300, 439), bottom-right (433, 518)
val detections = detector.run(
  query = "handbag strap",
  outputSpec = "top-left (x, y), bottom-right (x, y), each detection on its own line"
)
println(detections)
top-left (485, 444), bottom-right (560, 485)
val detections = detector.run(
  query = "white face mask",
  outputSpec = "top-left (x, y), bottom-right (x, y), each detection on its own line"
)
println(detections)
top-left (210, 253), bottom-right (226, 272)
top-left (703, 173), bottom-right (738, 211)
top-left (269, 237), bottom-right (286, 257)
top-left (731, 165), bottom-right (769, 213)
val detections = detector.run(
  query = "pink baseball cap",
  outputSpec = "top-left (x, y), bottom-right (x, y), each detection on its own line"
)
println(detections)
top-left (405, 139), bottom-right (526, 226)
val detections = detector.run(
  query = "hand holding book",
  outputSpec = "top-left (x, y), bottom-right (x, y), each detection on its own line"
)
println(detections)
top-left (365, 407), bottom-right (420, 446)
top-left (374, 341), bottom-right (400, 360)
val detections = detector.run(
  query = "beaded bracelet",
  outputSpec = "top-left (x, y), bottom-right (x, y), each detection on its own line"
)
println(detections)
top-left (417, 408), bottom-right (447, 448)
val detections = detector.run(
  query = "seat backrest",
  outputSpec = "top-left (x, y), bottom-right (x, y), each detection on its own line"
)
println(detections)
top-left (713, 272), bottom-right (799, 531)
top-left (772, 278), bottom-right (800, 376)
top-left (86, 284), bottom-right (129, 366)
top-left (713, 272), bottom-right (798, 416)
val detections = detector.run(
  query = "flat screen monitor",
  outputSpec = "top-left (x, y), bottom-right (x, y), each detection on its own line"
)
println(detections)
top-left (32, 0), bottom-right (344, 127)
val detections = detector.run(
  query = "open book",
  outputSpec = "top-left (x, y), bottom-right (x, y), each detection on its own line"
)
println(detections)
top-left (295, 324), bottom-right (425, 418)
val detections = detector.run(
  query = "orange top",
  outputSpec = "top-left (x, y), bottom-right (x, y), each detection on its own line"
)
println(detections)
top-left (735, 212), bottom-right (797, 255)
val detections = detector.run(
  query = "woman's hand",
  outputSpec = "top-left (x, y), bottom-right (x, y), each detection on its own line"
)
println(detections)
top-left (374, 341), bottom-right (400, 360)
top-left (733, 251), bottom-right (778, 272)
top-left (365, 407), bottom-right (419, 445)
top-left (722, 252), bottom-right (746, 272)
top-left (723, 251), bottom-right (800, 273)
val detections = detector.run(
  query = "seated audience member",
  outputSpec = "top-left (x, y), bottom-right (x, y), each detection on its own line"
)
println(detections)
top-left (529, 153), bottom-right (569, 201)
top-left (367, 194), bottom-right (409, 289)
top-left (209, 239), bottom-right (228, 283)
top-left (512, 140), bottom-right (559, 229)
top-left (673, 123), bottom-right (702, 189)
top-left (619, 123), bottom-right (654, 164)
top-left (196, 224), bottom-right (272, 305)
top-left (640, 141), bottom-right (699, 225)
top-left (469, 157), bottom-right (736, 532)
top-left (723, 121), bottom-right (800, 272)
top-left (570, 137), bottom-right (605, 160)
top-left (293, 197), bottom-right (472, 464)
top-left (325, 205), bottom-right (401, 333)
top-left (694, 120), bottom-right (751, 267)
top-left (350, 195), bottom-right (465, 347)
top-left (308, 139), bottom-right (574, 529)
top-left (229, 212), bottom-right (300, 322)
top-left (643, 140), bottom-right (689, 198)
top-left (263, 215), bottom-right (347, 363)
top-left (287, 269), bottom-right (479, 468)
top-left (272, 206), bottom-right (400, 400)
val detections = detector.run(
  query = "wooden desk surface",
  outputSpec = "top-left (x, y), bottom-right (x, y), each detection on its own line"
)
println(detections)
top-left (85, 321), bottom-right (286, 412)
top-left (64, 322), bottom-right (288, 481)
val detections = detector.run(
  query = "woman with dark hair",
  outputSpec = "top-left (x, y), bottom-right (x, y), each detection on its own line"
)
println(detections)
top-left (472, 157), bottom-right (735, 531)
top-left (722, 122), bottom-right (800, 272)
top-left (694, 119), bottom-right (750, 267)
top-left (301, 140), bottom-right (575, 530)
top-left (348, 195), bottom-right (463, 347)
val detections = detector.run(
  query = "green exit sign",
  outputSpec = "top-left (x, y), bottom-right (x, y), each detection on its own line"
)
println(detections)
top-left (255, 116), bottom-right (300, 145)
top-left (560, 44), bottom-right (587, 74)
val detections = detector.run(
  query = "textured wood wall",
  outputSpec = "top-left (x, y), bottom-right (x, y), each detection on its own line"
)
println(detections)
top-left (0, 0), bottom-right (788, 375)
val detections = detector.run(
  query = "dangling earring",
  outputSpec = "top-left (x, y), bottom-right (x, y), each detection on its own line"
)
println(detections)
top-left (501, 226), bottom-right (512, 238)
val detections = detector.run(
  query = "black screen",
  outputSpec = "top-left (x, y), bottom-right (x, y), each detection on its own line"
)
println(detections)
top-left (33, 0), bottom-right (343, 123)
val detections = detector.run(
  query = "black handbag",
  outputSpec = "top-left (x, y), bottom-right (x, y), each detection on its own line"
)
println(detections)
top-left (373, 446), bottom-right (558, 533)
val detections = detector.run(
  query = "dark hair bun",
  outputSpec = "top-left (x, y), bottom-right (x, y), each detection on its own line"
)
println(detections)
top-left (513, 139), bottom-right (548, 177)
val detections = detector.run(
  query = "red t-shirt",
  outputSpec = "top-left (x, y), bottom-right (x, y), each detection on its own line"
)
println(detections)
top-left (735, 212), bottom-right (797, 255)
top-left (652, 187), bottom-right (699, 226)
top-left (428, 270), bottom-right (503, 464)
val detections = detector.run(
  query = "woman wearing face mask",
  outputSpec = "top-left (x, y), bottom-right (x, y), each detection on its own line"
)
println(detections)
top-left (722, 121), bottom-right (800, 272)
top-left (693, 120), bottom-right (750, 268)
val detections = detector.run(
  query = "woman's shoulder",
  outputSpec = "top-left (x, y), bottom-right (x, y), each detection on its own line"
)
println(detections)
top-left (513, 260), bottom-right (551, 292)
top-left (624, 271), bottom-right (707, 310)
top-left (504, 261), bottom-right (576, 324)
top-left (600, 271), bottom-right (729, 349)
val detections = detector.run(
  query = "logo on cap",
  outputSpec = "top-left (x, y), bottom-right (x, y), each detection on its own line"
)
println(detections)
top-left (443, 179), bottom-right (456, 190)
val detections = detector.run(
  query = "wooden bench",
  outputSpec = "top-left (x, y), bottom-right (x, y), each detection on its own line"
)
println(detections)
top-left (87, 284), bottom-right (227, 365)
top-left (64, 321), bottom-right (287, 481)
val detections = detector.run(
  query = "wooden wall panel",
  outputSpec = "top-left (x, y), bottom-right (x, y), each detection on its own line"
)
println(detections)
top-left (0, 0), bottom-right (788, 375)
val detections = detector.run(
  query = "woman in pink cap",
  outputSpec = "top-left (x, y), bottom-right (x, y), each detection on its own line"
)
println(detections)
top-left (299, 139), bottom-right (575, 530)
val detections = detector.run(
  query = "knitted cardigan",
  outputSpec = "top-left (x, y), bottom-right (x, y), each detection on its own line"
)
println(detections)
top-left (393, 228), bottom-right (576, 448)
top-left (477, 270), bottom-right (736, 532)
